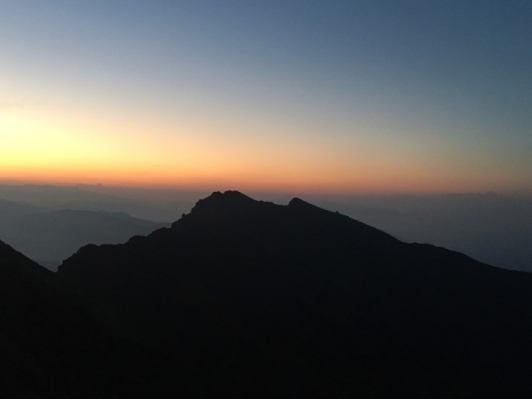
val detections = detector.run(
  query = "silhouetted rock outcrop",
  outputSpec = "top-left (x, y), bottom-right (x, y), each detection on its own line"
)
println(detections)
top-left (56, 191), bottom-right (532, 397)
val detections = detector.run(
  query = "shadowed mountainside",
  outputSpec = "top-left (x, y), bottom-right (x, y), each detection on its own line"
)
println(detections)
top-left (0, 240), bottom-right (191, 398)
top-left (57, 191), bottom-right (532, 397)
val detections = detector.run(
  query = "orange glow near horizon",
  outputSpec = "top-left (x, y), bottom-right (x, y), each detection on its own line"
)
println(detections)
top-left (0, 163), bottom-right (525, 196)
top-left (1, 149), bottom-right (526, 196)
top-left (1, 99), bottom-right (529, 196)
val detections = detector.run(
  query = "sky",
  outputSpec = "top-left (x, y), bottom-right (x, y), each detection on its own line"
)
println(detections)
top-left (1, 0), bottom-right (531, 194)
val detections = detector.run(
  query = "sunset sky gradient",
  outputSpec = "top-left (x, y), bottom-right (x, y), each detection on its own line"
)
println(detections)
top-left (1, 1), bottom-right (531, 193)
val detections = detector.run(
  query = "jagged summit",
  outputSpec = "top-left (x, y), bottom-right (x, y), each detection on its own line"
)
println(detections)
top-left (180, 191), bottom-right (332, 223)
top-left (287, 197), bottom-right (307, 207)
top-left (204, 190), bottom-right (254, 202)
top-left (173, 190), bottom-right (278, 228)
top-left (172, 191), bottom-right (398, 247)
top-left (194, 190), bottom-right (258, 209)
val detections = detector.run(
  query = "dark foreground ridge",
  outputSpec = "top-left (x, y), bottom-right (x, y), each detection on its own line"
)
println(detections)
top-left (0, 240), bottom-right (180, 398)
top-left (4, 191), bottom-right (532, 397)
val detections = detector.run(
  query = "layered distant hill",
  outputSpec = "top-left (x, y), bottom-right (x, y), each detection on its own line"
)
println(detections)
top-left (0, 184), bottom-right (199, 222)
top-left (0, 199), bottom-right (169, 269)
top-left (56, 191), bottom-right (532, 397)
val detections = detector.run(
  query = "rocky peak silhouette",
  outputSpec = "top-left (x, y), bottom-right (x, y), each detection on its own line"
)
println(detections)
top-left (53, 191), bottom-right (532, 397)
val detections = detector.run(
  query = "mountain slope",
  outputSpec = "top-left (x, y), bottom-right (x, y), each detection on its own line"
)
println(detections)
top-left (0, 240), bottom-right (185, 398)
top-left (58, 191), bottom-right (532, 397)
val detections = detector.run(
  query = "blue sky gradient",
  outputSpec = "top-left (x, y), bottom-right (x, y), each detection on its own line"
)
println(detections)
top-left (1, 1), bottom-right (531, 192)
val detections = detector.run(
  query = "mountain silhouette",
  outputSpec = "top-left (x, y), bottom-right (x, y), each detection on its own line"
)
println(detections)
top-left (0, 240), bottom-right (187, 398)
top-left (56, 191), bottom-right (532, 397)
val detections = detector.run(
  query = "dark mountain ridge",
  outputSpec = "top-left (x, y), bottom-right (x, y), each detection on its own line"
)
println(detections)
top-left (0, 240), bottom-right (186, 398)
top-left (57, 191), bottom-right (532, 397)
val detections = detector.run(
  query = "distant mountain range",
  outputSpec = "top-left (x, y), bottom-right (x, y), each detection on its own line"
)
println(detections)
top-left (0, 183), bottom-right (199, 222)
top-left (2, 191), bottom-right (532, 397)
top-left (0, 199), bottom-right (169, 269)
